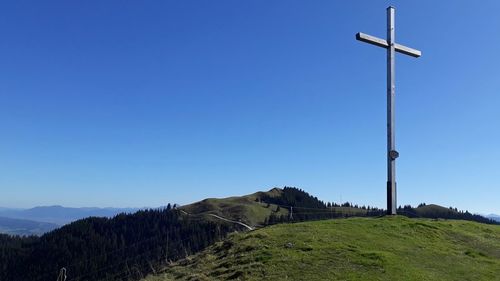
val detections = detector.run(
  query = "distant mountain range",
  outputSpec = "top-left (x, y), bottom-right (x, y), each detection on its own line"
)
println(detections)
top-left (486, 214), bottom-right (500, 222)
top-left (0, 205), bottom-right (140, 235)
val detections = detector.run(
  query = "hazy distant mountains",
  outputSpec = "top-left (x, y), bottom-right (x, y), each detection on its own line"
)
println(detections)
top-left (0, 205), bottom-right (140, 235)
top-left (486, 214), bottom-right (500, 222)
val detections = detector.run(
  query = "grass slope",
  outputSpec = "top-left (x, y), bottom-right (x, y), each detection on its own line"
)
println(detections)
top-left (144, 216), bottom-right (500, 281)
top-left (179, 189), bottom-right (289, 227)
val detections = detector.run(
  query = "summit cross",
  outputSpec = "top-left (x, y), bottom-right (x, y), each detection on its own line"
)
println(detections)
top-left (356, 6), bottom-right (421, 215)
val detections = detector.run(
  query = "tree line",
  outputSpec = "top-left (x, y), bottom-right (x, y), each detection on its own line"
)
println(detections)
top-left (260, 187), bottom-right (385, 224)
top-left (259, 187), bottom-right (498, 225)
top-left (397, 203), bottom-right (498, 225)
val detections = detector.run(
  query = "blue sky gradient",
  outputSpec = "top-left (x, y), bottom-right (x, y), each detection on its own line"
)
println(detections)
top-left (0, 1), bottom-right (499, 214)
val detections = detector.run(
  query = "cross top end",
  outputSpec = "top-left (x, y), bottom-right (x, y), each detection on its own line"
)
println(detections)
top-left (355, 7), bottom-right (422, 58)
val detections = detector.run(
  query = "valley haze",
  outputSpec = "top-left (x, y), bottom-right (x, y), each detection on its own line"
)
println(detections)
top-left (0, 205), bottom-right (142, 235)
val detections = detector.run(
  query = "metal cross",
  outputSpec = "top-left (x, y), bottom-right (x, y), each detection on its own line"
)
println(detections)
top-left (356, 6), bottom-right (421, 215)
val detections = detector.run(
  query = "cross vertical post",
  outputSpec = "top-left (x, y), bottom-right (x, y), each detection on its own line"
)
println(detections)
top-left (387, 6), bottom-right (396, 215)
top-left (355, 6), bottom-right (421, 215)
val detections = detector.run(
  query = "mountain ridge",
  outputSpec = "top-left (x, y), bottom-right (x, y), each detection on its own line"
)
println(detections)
top-left (0, 205), bottom-right (141, 226)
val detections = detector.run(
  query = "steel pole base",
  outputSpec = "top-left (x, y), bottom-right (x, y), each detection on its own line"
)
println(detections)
top-left (386, 181), bottom-right (397, 215)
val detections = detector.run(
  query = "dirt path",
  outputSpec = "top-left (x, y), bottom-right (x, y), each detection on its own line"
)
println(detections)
top-left (178, 210), bottom-right (253, 230)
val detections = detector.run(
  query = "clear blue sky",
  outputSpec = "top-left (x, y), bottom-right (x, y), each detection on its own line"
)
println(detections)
top-left (0, 1), bottom-right (499, 214)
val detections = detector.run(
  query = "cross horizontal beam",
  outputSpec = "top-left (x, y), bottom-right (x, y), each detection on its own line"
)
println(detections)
top-left (356, 32), bottom-right (421, 58)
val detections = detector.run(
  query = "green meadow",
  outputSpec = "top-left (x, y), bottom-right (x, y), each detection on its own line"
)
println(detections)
top-left (144, 216), bottom-right (500, 281)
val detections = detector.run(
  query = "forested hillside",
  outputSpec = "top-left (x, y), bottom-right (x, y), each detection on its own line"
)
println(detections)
top-left (0, 207), bottom-right (236, 281)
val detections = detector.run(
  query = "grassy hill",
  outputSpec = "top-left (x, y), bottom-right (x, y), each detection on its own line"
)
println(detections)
top-left (414, 204), bottom-right (460, 217)
top-left (179, 188), bottom-right (289, 227)
top-left (179, 187), bottom-right (373, 227)
top-left (144, 216), bottom-right (500, 281)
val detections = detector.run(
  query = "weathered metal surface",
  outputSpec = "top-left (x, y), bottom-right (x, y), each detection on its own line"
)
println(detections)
top-left (356, 33), bottom-right (421, 58)
top-left (387, 6), bottom-right (397, 215)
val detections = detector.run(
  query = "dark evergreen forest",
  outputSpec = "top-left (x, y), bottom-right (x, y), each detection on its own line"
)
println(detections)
top-left (261, 187), bottom-right (498, 225)
top-left (0, 207), bottom-right (235, 281)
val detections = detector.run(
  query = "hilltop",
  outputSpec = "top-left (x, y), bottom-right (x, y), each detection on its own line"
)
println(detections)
top-left (178, 188), bottom-right (288, 227)
top-left (178, 187), bottom-right (381, 228)
top-left (144, 216), bottom-right (500, 281)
